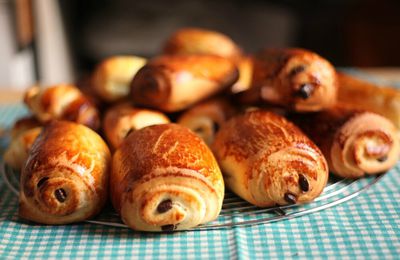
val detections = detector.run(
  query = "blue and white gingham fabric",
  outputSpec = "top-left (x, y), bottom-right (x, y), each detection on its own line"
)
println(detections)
top-left (1, 76), bottom-right (400, 258)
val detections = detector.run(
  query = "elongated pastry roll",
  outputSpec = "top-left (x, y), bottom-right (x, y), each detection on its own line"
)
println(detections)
top-left (103, 103), bottom-right (170, 150)
top-left (290, 107), bottom-right (400, 178)
top-left (111, 124), bottom-right (224, 231)
top-left (24, 84), bottom-right (100, 130)
top-left (92, 56), bottom-right (147, 102)
top-left (163, 28), bottom-right (242, 61)
top-left (177, 98), bottom-right (237, 146)
top-left (238, 48), bottom-right (337, 111)
top-left (130, 55), bottom-right (239, 112)
top-left (212, 110), bottom-right (328, 207)
top-left (4, 127), bottom-right (42, 170)
top-left (19, 121), bottom-right (111, 224)
top-left (337, 72), bottom-right (400, 130)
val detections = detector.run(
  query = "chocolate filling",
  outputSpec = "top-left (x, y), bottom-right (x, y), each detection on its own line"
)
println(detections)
top-left (157, 199), bottom-right (173, 213)
top-left (377, 155), bottom-right (388, 162)
top-left (161, 224), bottom-right (176, 231)
top-left (284, 192), bottom-right (297, 204)
top-left (298, 174), bottom-right (309, 192)
top-left (296, 83), bottom-right (314, 99)
top-left (54, 188), bottom-right (67, 202)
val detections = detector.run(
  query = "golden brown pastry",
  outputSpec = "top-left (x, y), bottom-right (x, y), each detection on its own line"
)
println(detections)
top-left (237, 48), bottom-right (337, 111)
top-left (177, 98), bottom-right (237, 146)
top-left (10, 116), bottom-right (42, 139)
top-left (4, 127), bottom-right (42, 170)
top-left (163, 27), bottom-right (242, 61)
top-left (24, 84), bottom-right (100, 130)
top-left (103, 103), bottom-right (170, 150)
top-left (290, 106), bottom-right (400, 178)
top-left (111, 124), bottom-right (224, 231)
top-left (19, 121), bottom-right (111, 224)
top-left (337, 72), bottom-right (400, 130)
top-left (92, 56), bottom-right (147, 102)
top-left (130, 54), bottom-right (239, 112)
top-left (212, 110), bottom-right (328, 207)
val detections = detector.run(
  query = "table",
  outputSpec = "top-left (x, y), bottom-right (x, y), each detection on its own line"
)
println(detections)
top-left (0, 69), bottom-right (399, 259)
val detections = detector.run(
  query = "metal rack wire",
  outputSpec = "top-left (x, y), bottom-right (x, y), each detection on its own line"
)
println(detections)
top-left (1, 160), bottom-right (385, 231)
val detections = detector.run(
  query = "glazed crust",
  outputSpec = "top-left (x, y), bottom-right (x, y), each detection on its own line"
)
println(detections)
top-left (237, 48), bottom-right (337, 111)
top-left (111, 123), bottom-right (224, 231)
top-left (19, 121), bottom-right (111, 224)
top-left (103, 103), bottom-right (170, 150)
top-left (24, 84), bottom-right (100, 130)
top-left (337, 72), bottom-right (400, 130)
top-left (212, 110), bottom-right (328, 207)
top-left (290, 106), bottom-right (400, 178)
top-left (92, 56), bottom-right (147, 102)
top-left (177, 98), bottom-right (237, 146)
top-left (163, 28), bottom-right (242, 61)
top-left (130, 54), bottom-right (239, 112)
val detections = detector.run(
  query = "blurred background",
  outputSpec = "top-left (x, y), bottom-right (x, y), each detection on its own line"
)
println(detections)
top-left (0, 0), bottom-right (399, 89)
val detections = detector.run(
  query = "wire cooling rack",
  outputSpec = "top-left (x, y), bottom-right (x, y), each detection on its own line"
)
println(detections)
top-left (0, 160), bottom-right (386, 231)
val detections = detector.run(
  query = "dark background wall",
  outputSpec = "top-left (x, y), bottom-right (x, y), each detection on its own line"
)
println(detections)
top-left (60, 0), bottom-right (400, 75)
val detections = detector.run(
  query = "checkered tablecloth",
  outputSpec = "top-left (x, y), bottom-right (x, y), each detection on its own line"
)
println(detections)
top-left (1, 95), bottom-right (400, 259)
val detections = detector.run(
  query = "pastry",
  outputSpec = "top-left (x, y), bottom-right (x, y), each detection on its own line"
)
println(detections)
top-left (212, 110), bottom-right (328, 207)
top-left (237, 48), bottom-right (337, 111)
top-left (177, 98), bottom-right (237, 145)
top-left (10, 116), bottom-right (42, 139)
top-left (92, 56), bottom-right (147, 102)
top-left (111, 124), bottom-right (224, 231)
top-left (290, 106), bottom-right (400, 178)
top-left (4, 127), bottom-right (42, 170)
top-left (337, 72), bottom-right (400, 130)
top-left (130, 54), bottom-right (239, 112)
top-left (19, 121), bottom-right (111, 224)
top-left (24, 84), bottom-right (100, 130)
top-left (103, 103), bottom-right (170, 150)
top-left (163, 27), bottom-right (242, 61)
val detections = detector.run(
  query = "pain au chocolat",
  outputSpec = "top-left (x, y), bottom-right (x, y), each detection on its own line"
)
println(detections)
top-left (19, 121), bottom-right (111, 224)
top-left (237, 48), bottom-right (337, 112)
top-left (111, 124), bottom-right (224, 231)
top-left (212, 110), bottom-right (328, 207)
top-left (103, 102), bottom-right (170, 150)
top-left (163, 27), bottom-right (242, 61)
top-left (92, 56), bottom-right (147, 102)
top-left (130, 54), bottom-right (239, 112)
top-left (177, 98), bottom-right (237, 146)
top-left (290, 106), bottom-right (400, 178)
top-left (24, 84), bottom-right (100, 130)
top-left (337, 72), bottom-right (400, 130)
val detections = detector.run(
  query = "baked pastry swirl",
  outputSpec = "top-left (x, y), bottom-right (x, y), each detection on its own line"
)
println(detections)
top-left (290, 107), bottom-right (400, 178)
top-left (238, 48), bottom-right (337, 111)
top-left (103, 103), bottom-right (170, 150)
top-left (24, 84), bottom-right (100, 130)
top-left (19, 121), bottom-right (111, 224)
top-left (177, 98), bottom-right (237, 146)
top-left (212, 110), bottom-right (328, 207)
top-left (111, 124), bottom-right (224, 231)
top-left (130, 54), bottom-right (239, 112)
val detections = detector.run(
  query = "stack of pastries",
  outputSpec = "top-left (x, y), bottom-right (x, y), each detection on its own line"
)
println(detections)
top-left (4, 27), bottom-right (399, 232)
